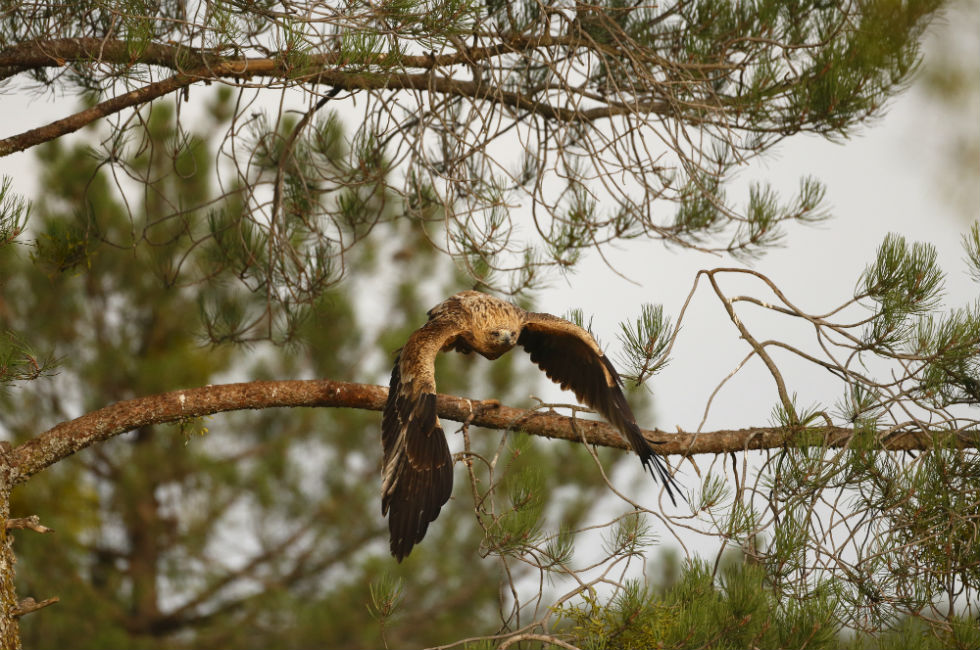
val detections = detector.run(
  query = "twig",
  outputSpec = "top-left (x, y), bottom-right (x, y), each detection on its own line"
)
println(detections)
top-left (4, 516), bottom-right (53, 534)
top-left (10, 597), bottom-right (59, 618)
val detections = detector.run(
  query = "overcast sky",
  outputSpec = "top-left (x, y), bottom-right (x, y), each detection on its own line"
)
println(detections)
top-left (533, 2), bottom-right (980, 436)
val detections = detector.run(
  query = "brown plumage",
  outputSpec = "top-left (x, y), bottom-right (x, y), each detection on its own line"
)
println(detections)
top-left (382, 290), bottom-right (681, 561)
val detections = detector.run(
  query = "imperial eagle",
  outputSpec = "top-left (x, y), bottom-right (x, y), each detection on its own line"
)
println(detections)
top-left (382, 291), bottom-right (679, 560)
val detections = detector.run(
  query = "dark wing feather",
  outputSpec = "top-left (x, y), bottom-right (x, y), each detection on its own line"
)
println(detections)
top-left (382, 318), bottom-right (463, 561)
top-left (518, 313), bottom-right (682, 505)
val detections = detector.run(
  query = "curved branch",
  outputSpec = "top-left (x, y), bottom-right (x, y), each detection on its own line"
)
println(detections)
top-left (9, 379), bottom-right (977, 486)
top-left (0, 36), bottom-right (671, 157)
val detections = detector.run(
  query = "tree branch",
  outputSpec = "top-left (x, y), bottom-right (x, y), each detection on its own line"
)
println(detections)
top-left (9, 379), bottom-right (978, 486)
top-left (0, 37), bottom-right (671, 157)
top-left (0, 34), bottom-right (658, 80)
top-left (0, 72), bottom-right (197, 157)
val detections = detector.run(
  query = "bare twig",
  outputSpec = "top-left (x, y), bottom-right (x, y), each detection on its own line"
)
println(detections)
top-left (4, 516), bottom-right (53, 534)
top-left (10, 597), bottom-right (59, 618)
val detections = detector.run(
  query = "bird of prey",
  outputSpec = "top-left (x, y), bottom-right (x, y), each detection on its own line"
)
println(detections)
top-left (382, 290), bottom-right (680, 560)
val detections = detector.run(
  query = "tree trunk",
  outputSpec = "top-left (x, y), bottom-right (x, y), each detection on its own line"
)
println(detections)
top-left (127, 428), bottom-right (162, 630)
top-left (0, 450), bottom-right (22, 649)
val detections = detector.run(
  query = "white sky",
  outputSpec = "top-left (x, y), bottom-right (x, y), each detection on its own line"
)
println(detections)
top-left (532, 4), bottom-right (980, 435)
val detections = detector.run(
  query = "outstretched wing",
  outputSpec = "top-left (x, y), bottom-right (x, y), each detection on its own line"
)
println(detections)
top-left (518, 312), bottom-right (681, 505)
top-left (382, 315), bottom-right (466, 561)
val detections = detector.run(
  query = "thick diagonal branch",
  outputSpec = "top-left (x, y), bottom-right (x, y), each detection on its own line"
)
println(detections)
top-left (9, 379), bottom-right (977, 485)
top-left (0, 72), bottom-right (196, 156)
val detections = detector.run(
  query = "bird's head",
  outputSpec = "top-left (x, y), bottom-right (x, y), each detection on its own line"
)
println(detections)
top-left (490, 328), bottom-right (516, 346)
top-left (480, 327), bottom-right (518, 359)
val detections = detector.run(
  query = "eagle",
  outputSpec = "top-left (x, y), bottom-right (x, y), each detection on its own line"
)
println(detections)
top-left (382, 290), bottom-right (680, 561)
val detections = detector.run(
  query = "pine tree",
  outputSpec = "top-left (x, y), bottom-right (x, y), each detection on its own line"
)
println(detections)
top-left (0, 2), bottom-right (976, 648)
